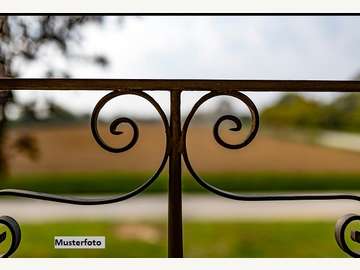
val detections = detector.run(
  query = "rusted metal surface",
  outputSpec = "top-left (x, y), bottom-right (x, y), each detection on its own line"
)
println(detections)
top-left (1, 78), bottom-right (360, 258)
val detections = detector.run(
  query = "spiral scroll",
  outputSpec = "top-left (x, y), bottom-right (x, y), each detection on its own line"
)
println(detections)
top-left (181, 92), bottom-right (360, 205)
top-left (183, 91), bottom-right (259, 151)
top-left (182, 91), bottom-right (260, 199)
top-left (0, 90), bottom-right (169, 206)
top-left (91, 91), bottom-right (142, 153)
top-left (88, 90), bottom-right (170, 202)
top-left (0, 216), bottom-right (21, 258)
top-left (335, 213), bottom-right (360, 257)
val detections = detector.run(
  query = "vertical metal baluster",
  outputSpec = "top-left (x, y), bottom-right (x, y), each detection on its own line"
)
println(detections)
top-left (168, 90), bottom-right (183, 258)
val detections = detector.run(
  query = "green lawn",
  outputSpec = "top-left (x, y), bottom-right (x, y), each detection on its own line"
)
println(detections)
top-left (2, 171), bottom-right (360, 194)
top-left (5, 220), bottom-right (354, 258)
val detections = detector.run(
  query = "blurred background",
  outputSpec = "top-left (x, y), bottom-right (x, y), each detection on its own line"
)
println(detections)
top-left (1, 16), bottom-right (360, 257)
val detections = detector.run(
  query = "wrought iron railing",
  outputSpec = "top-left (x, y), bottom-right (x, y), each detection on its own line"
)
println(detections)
top-left (1, 79), bottom-right (360, 257)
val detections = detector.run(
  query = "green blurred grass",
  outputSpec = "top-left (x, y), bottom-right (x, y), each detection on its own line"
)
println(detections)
top-left (10, 220), bottom-right (350, 257)
top-left (2, 172), bottom-right (360, 194)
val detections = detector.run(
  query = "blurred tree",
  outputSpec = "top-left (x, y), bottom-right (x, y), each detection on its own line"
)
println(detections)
top-left (319, 72), bottom-right (360, 131)
top-left (0, 16), bottom-right (115, 175)
top-left (46, 100), bottom-right (78, 122)
top-left (324, 93), bottom-right (360, 132)
top-left (261, 93), bottom-right (326, 129)
top-left (262, 92), bottom-right (360, 133)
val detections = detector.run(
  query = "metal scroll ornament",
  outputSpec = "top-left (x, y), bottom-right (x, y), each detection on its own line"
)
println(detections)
top-left (0, 90), bottom-right (170, 257)
top-left (0, 216), bottom-right (21, 258)
top-left (90, 90), bottom-right (170, 201)
top-left (0, 91), bottom-right (169, 204)
top-left (335, 214), bottom-right (360, 257)
top-left (182, 91), bottom-right (262, 200)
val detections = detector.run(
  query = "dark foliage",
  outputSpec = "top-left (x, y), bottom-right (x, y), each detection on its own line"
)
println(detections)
top-left (262, 92), bottom-right (360, 132)
top-left (0, 16), bottom-right (115, 175)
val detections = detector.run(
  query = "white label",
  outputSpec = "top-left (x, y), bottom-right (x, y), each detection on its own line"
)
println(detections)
top-left (54, 236), bottom-right (105, 249)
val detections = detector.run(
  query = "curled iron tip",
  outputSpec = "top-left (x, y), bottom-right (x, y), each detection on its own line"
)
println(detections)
top-left (335, 213), bottom-right (360, 257)
top-left (0, 216), bottom-right (21, 258)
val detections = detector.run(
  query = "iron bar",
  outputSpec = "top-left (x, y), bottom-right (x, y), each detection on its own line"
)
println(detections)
top-left (168, 90), bottom-right (183, 258)
top-left (1, 78), bottom-right (360, 92)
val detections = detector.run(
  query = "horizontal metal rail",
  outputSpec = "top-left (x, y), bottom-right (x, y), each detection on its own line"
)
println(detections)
top-left (0, 78), bottom-right (360, 92)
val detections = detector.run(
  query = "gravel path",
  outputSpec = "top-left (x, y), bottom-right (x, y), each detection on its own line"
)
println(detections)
top-left (1, 194), bottom-right (360, 223)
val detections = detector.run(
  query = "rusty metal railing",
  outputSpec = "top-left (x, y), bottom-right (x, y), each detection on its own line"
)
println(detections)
top-left (1, 79), bottom-right (360, 257)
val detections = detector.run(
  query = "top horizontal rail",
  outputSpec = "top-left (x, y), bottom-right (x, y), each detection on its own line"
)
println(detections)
top-left (0, 78), bottom-right (360, 92)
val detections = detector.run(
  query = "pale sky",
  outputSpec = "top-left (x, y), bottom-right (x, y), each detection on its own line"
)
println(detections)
top-left (12, 16), bottom-right (360, 119)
